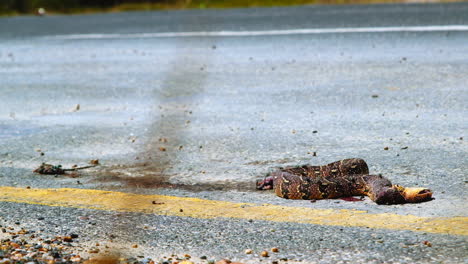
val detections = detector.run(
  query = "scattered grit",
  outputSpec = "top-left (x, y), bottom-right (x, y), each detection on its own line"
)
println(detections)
top-left (0, 224), bottom-right (288, 264)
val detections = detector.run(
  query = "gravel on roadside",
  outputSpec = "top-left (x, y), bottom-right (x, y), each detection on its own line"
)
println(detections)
top-left (0, 223), bottom-right (290, 264)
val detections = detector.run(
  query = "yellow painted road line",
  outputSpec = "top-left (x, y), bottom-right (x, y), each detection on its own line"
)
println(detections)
top-left (0, 186), bottom-right (466, 236)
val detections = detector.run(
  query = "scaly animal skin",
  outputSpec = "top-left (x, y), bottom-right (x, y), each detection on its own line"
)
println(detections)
top-left (256, 158), bottom-right (433, 205)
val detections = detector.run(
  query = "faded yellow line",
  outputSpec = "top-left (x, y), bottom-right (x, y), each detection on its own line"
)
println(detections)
top-left (0, 186), bottom-right (466, 236)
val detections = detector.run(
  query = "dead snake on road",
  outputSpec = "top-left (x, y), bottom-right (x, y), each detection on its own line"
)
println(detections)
top-left (256, 158), bottom-right (433, 205)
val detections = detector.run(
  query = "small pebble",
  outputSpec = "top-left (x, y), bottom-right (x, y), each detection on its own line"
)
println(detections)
top-left (271, 247), bottom-right (279, 253)
top-left (423, 241), bottom-right (432, 247)
top-left (261, 251), bottom-right (269, 257)
top-left (244, 249), bottom-right (253, 254)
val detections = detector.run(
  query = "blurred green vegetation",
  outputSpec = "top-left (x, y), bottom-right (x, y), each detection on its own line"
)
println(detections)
top-left (0, 0), bottom-right (169, 14)
top-left (0, 0), bottom-right (461, 15)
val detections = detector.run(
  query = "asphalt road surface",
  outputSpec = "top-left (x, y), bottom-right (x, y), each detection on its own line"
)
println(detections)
top-left (0, 3), bottom-right (467, 263)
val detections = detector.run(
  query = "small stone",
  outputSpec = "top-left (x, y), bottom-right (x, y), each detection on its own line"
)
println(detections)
top-left (10, 242), bottom-right (20, 248)
top-left (72, 104), bottom-right (80, 112)
top-left (384, 147), bottom-right (389, 150)
top-left (70, 256), bottom-right (81, 262)
top-left (401, 146), bottom-right (408, 150)
top-left (261, 251), bottom-right (269, 257)
top-left (423, 241), bottom-right (432, 247)
top-left (271, 247), bottom-right (279, 253)
top-left (159, 147), bottom-right (166, 152)
top-left (200, 256), bottom-right (207, 260)
top-left (244, 249), bottom-right (253, 254)
top-left (89, 249), bottom-right (99, 254)
top-left (372, 94), bottom-right (379, 98)
top-left (132, 244), bottom-right (138, 248)
top-left (183, 254), bottom-right (191, 259)
top-left (215, 260), bottom-right (231, 264)
top-left (312, 130), bottom-right (318, 133)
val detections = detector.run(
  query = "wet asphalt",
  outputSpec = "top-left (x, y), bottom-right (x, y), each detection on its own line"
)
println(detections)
top-left (0, 2), bottom-right (467, 263)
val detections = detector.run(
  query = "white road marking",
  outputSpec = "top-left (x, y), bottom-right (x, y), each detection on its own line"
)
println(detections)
top-left (48, 25), bottom-right (468, 40)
